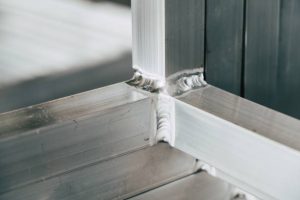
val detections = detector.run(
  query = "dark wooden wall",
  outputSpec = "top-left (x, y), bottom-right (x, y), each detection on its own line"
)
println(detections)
top-left (205, 0), bottom-right (300, 119)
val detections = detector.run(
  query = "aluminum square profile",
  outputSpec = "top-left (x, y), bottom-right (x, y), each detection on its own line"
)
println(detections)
top-left (132, 0), bottom-right (205, 79)
top-left (0, 143), bottom-right (198, 200)
top-left (174, 85), bottom-right (300, 200)
top-left (129, 172), bottom-right (232, 200)
top-left (0, 83), bottom-right (200, 199)
top-left (0, 83), bottom-right (156, 196)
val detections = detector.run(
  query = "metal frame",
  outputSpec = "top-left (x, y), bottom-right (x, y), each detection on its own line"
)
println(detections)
top-left (0, 84), bottom-right (198, 199)
top-left (175, 86), bottom-right (300, 200)
top-left (130, 1), bottom-right (300, 199)
top-left (1, 1), bottom-right (300, 199)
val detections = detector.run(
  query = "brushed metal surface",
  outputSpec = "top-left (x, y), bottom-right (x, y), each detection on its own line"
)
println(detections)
top-left (175, 85), bottom-right (300, 199)
top-left (0, 144), bottom-right (197, 200)
top-left (0, 83), bottom-right (146, 139)
top-left (0, 83), bottom-right (157, 196)
top-left (275, 0), bottom-right (300, 118)
top-left (131, 0), bottom-right (204, 78)
top-left (205, 0), bottom-right (244, 95)
top-left (244, 0), bottom-right (300, 119)
top-left (129, 172), bottom-right (232, 200)
top-left (164, 0), bottom-right (204, 76)
top-left (178, 85), bottom-right (300, 151)
top-left (131, 0), bottom-right (165, 78)
top-left (244, 0), bottom-right (280, 109)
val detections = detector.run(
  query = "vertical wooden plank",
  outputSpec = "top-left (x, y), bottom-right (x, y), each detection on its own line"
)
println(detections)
top-left (244, 0), bottom-right (280, 107)
top-left (165, 0), bottom-right (205, 76)
top-left (205, 0), bottom-right (244, 95)
top-left (276, 0), bottom-right (300, 119)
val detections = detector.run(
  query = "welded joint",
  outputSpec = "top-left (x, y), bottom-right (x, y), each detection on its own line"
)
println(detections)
top-left (128, 69), bottom-right (207, 96)
top-left (127, 69), bottom-right (206, 146)
top-left (155, 94), bottom-right (175, 146)
top-left (176, 73), bottom-right (206, 92)
top-left (166, 69), bottom-right (207, 96)
top-left (231, 188), bottom-right (258, 200)
top-left (127, 70), bottom-right (165, 92)
top-left (194, 160), bottom-right (258, 200)
top-left (195, 160), bottom-right (217, 176)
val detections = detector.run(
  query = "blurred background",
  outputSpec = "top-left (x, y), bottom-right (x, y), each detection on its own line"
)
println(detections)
top-left (0, 0), bottom-right (131, 113)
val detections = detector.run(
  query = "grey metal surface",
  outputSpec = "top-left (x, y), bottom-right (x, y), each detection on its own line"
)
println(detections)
top-left (178, 85), bottom-right (300, 151)
top-left (244, 0), bottom-right (280, 109)
top-left (0, 144), bottom-right (197, 200)
top-left (165, 0), bottom-right (204, 76)
top-left (175, 85), bottom-right (300, 200)
top-left (0, 83), bottom-right (146, 139)
top-left (129, 172), bottom-right (232, 200)
top-left (132, 0), bottom-right (204, 78)
top-left (205, 0), bottom-right (244, 95)
top-left (274, 0), bottom-right (300, 118)
top-left (204, 0), bottom-right (300, 119)
top-left (203, 0), bottom-right (300, 119)
top-left (0, 83), bottom-right (155, 194)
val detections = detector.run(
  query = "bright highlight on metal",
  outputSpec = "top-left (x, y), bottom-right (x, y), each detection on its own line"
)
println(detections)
top-left (1, 0), bottom-right (300, 199)
top-left (132, 0), bottom-right (205, 79)
top-left (132, 0), bottom-right (165, 78)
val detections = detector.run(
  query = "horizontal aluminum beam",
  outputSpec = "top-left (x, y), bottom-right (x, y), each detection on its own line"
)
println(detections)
top-left (174, 85), bottom-right (300, 200)
top-left (0, 83), bottom-right (148, 139)
top-left (2, 80), bottom-right (300, 199)
top-left (0, 143), bottom-right (197, 200)
top-left (129, 172), bottom-right (233, 200)
top-left (0, 83), bottom-right (157, 197)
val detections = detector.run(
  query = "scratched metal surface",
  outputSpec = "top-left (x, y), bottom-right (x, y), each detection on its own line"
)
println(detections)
top-left (0, 144), bottom-right (197, 200)
top-left (0, 83), bottom-right (147, 139)
top-left (0, 83), bottom-right (159, 197)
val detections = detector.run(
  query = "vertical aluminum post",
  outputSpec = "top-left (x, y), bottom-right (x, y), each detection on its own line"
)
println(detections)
top-left (131, 0), bottom-right (205, 80)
